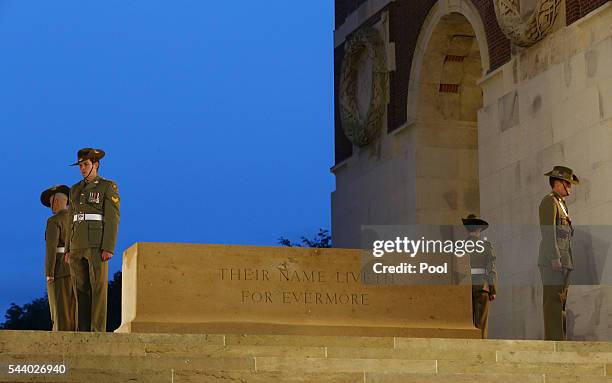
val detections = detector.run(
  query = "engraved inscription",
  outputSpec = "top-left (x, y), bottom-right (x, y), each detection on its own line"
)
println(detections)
top-left (221, 268), bottom-right (371, 306)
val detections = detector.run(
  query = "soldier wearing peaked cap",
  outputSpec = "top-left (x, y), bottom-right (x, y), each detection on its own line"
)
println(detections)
top-left (64, 148), bottom-right (120, 332)
top-left (538, 166), bottom-right (579, 341)
top-left (41, 185), bottom-right (75, 331)
top-left (462, 214), bottom-right (498, 339)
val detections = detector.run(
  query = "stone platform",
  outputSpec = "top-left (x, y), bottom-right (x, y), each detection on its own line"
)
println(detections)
top-left (1, 330), bottom-right (612, 382)
top-left (117, 243), bottom-right (478, 338)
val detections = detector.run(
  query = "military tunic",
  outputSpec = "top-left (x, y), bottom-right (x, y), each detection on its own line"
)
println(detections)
top-left (466, 234), bottom-right (498, 339)
top-left (66, 175), bottom-right (120, 332)
top-left (45, 209), bottom-right (75, 331)
top-left (538, 191), bottom-right (573, 341)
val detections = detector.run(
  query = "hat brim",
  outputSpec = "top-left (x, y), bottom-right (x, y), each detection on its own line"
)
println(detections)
top-left (544, 171), bottom-right (580, 185)
top-left (462, 218), bottom-right (489, 230)
top-left (40, 185), bottom-right (70, 207)
top-left (69, 149), bottom-right (105, 166)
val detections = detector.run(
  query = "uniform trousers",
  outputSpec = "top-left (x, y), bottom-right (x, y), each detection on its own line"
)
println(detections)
top-left (539, 266), bottom-right (570, 341)
top-left (472, 286), bottom-right (490, 339)
top-left (47, 276), bottom-right (75, 331)
top-left (69, 248), bottom-right (108, 332)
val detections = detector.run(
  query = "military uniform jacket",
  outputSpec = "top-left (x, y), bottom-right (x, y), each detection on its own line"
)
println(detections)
top-left (45, 209), bottom-right (71, 278)
top-left (66, 176), bottom-right (120, 254)
top-left (467, 234), bottom-right (498, 295)
top-left (538, 191), bottom-right (574, 269)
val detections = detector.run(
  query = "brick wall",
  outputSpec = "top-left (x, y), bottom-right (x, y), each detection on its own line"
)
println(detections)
top-left (386, 0), bottom-right (437, 132)
top-left (470, 0), bottom-right (511, 73)
top-left (566, 0), bottom-right (610, 24)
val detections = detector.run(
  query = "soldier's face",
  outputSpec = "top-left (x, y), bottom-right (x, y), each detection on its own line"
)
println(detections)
top-left (556, 180), bottom-right (572, 196)
top-left (49, 193), bottom-right (67, 213)
top-left (79, 160), bottom-right (98, 179)
top-left (554, 179), bottom-right (572, 197)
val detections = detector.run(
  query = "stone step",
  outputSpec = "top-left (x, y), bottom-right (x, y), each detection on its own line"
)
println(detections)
top-left (3, 354), bottom-right (610, 376)
top-left (4, 344), bottom-right (328, 359)
top-left (254, 356), bottom-right (610, 376)
top-left (497, 350), bottom-right (612, 364)
top-left (8, 330), bottom-right (605, 350)
top-left (2, 331), bottom-right (612, 382)
top-left (1, 331), bottom-right (557, 359)
top-left (0, 370), bottom-right (369, 383)
top-left (436, 359), bottom-right (608, 376)
top-left (0, 369), bottom-right (172, 383)
top-left (0, 330), bottom-right (225, 346)
top-left (2, 369), bottom-right (611, 383)
top-left (1, 330), bottom-right (398, 349)
top-left (3, 344), bottom-right (495, 361)
top-left (364, 372), bottom-right (611, 383)
top-left (225, 334), bottom-right (395, 348)
top-left (3, 343), bottom-right (506, 361)
top-left (2, 354), bottom-right (255, 372)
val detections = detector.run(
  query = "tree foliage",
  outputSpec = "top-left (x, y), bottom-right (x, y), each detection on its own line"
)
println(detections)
top-left (278, 228), bottom-right (332, 248)
top-left (106, 271), bottom-right (122, 332)
top-left (1, 298), bottom-right (51, 330)
top-left (1, 271), bottom-right (122, 331)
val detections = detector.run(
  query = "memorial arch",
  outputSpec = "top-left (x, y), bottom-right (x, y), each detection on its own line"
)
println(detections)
top-left (407, 1), bottom-right (489, 224)
top-left (331, 0), bottom-right (493, 246)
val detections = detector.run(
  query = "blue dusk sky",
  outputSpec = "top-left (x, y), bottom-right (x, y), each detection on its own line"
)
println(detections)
top-left (0, 1), bottom-right (334, 315)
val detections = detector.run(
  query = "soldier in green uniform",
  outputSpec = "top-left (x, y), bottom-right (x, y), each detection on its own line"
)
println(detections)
top-left (41, 185), bottom-right (75, 331)
top-left (538, 165), bottom-right (578, 341)
top-left (462, 214), bottom-right (498, 339)
top-left (64, 148), bottom-right (120, 332)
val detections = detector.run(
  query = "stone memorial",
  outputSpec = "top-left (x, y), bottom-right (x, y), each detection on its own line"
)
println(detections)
top-left (116, 242), bottom-right (479, 338)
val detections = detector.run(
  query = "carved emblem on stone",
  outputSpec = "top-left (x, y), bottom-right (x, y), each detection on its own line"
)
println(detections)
top-left (494, 0), bottom-right (562, 47)
top-left (339, 27), bottom-right (388, 147)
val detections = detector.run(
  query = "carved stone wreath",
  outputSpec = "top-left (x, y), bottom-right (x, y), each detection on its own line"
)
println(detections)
top-left (494, 0), bottom-right (562, 47)
top-left (339, 27), bottom-right (388, 147)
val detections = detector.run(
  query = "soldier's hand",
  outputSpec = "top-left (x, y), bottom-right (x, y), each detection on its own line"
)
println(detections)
top-left (46, 276), bottom-right (54, 283)
top-left (489, 294), bottom-right (496, 301)
top-left (101, 250), bottom-right (113, 262)
top-left (64, 252), bottom-right (71, 264)
top-left (551, 259), bottom-right (563, 271)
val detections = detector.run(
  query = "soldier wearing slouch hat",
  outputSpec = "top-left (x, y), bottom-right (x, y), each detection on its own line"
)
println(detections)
top-left (462, 214), bottom-right (497, 339)
top-left (41, 184), bottom-right (75, 331)
top-left (538, 165), bottom-right (579, 341)
top-left (64, 148), bottom-right (120, 332)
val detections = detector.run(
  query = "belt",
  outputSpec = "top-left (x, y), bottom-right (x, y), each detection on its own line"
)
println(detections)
top-left (73, 213), bottom-right (103, 222)
top-left (56, 247), bottom-right (65, 254)
top-left (471, 268), bottom-right (486, 275)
